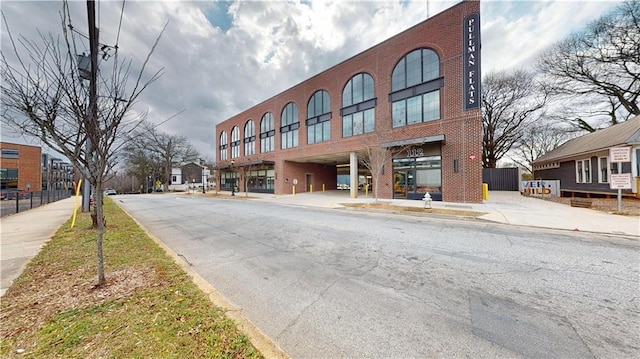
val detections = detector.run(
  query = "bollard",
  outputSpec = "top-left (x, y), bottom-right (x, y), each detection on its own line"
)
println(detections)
top-left (482, 183), bottom-right (489, 200)
top-left (310, 184), bottom-right (313, 193)
top-left (293, 185), bottom-right (296, 195)
top-left (322, 184), bottom-right (325, 192)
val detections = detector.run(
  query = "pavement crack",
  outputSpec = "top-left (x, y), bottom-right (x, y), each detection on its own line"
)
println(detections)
top-left (177, 253), bottom-right (193, 266)
top-left (276, 278), bottom-right (339, 340)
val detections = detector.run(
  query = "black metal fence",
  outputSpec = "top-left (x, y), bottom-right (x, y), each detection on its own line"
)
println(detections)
top-left (482, 168), bottom-right (520, 191)
top-left (0, 190), bottom-right (72, 217)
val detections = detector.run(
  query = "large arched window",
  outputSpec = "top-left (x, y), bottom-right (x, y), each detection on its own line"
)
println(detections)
top-left (341, 73), bottom-right (375, 137)
top-left (281, 102), bottom-right (299, 149)
top-left (244, 120), bottom-right (255, 156)
top-left (231, 126), bottom-right (240, 158)
top-left (219, 131), bottom-right (228, 161)
top-left (307, 90), bottom-right (331, 144)
top-left (390, 48), bottom-right (441, 128)
top-left (260, 112), bottom-right (275, 153)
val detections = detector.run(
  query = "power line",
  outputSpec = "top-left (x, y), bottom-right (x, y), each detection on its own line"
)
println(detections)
top-left (115, 0), bottom-right (126, 51)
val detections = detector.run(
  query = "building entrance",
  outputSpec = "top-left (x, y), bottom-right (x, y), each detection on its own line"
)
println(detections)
top-left (393, 156), bottom-right (442, 200)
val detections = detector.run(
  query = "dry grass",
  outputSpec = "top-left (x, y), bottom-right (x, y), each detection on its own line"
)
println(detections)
top-left (0, 199), bottom-right (262, 358)
top-left (540, 196), bottom-right (640, 216)
top-left (340, 202), bottom-right (486, 217)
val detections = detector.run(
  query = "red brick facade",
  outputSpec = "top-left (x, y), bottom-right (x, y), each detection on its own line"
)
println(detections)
top-left (0, 142), bottom-right (42, 191)
top-left (216, 1), bottom-right (482, 203)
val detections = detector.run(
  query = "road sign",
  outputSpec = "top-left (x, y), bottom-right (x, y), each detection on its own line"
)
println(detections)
top-left (610, 173), bottom-right (632, 189)
top-left (609, 147), bottom-right (631, 162)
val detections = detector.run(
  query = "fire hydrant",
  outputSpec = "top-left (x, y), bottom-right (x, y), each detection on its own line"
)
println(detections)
top-left (422, 192), bottom-right (432, 209)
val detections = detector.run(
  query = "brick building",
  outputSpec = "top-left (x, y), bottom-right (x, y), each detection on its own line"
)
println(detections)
top-left (1, 142), bottom-right (42, 192)
top-left (215, 1), bottom-right (482, 202)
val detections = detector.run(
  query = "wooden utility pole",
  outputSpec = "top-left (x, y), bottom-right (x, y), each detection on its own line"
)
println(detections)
top-left (83, 0), bottom-right (99, 212)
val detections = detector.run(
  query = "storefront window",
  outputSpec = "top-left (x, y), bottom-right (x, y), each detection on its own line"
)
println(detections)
top-left (393, 155), bottom-right (441, 200)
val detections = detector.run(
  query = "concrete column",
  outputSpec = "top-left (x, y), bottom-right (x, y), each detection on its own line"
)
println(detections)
top-left (350, 151), bottom-right (358, 199)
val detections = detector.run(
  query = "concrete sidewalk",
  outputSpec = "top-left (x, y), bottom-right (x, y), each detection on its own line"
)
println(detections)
top-left (0, 197), bottom-right (76, 297)
top-left (243, 190), bottom-right (640, 238)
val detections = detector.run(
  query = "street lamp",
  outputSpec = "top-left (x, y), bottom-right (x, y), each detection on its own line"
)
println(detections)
top-left (230, 159), bottom-right (235, 196)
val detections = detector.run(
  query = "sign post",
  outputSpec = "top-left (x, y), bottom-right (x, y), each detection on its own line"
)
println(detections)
top-left (609, 147), bottom-right (631, 212)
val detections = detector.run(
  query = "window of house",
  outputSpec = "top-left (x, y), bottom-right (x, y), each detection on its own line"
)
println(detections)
top-left (219, 131), bottom-right (228, 161)
top-left (341, 73), bottom-right (376, 137)
top-left (260, 112), bottom-right (275, 153)
top-left (576, 159), bottom-right (591, 183)
top-left (598, 157), bottom-right (608, 183)
top-left (390, 48), bottom-right (441, 128)
top-left (244, 120), bottom-right (256, 156)
top-left (231, 126), bottom-right (240, 158)
top-left (281, 102), bottom-right (299, 149)
top-left (307, 90), bottom-right (331, 144)
top-left (1, 149), bottom-right (19, 159)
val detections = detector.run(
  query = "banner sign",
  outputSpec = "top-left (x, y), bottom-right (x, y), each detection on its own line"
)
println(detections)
top-left (463, 13), bottom-right (481, 111)
top-left (521, 180), bottom-right (560, 197)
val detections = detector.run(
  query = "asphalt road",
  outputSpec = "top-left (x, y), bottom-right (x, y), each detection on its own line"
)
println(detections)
top-left (115, 194), bottom-right (640, 358)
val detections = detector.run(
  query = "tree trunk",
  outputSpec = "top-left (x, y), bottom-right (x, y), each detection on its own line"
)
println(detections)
top-left (93, 180), bottom-right (106, 286)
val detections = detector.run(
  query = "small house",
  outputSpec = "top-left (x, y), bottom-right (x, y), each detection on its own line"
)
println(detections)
top-left (532, 115), bottom-right (640, 198)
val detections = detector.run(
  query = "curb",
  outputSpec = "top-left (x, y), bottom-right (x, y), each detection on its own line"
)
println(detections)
top-left (115, 202), bottom-right (290, 359)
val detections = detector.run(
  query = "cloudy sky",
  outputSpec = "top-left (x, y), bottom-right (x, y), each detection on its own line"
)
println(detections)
top-left (1, 0), bottom-right (620, 161)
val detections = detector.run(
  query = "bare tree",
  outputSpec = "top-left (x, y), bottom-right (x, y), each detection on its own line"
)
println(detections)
top-left (509, 121), bottom-right (576, 173)
top-left (123, 120), bottom-right (200, 191)
top-left (482, 70), bottom-right (548, 168)
top-left (359, 133), bottom-right (406, 202)
top-left (537, 0), bottom-right (640, 127)
top-left (1, 6), bottom-right (164, 286)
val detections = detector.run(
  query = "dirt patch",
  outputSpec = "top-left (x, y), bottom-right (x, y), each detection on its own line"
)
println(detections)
top-left (538, 196), bottom-right (640, 216)
top-left (340, 202), bottom-right (486, 217)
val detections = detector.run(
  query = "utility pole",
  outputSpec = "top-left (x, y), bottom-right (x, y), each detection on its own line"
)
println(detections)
top-left (83, 0), bottom-right (99, 212)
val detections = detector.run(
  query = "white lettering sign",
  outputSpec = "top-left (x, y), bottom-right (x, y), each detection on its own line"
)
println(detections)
top-left (609, 147), bottom-right (631, 162)
top-left (610, 173), bottom-right (632, 189)
top-left (463, 13), bottom-right (481, 111)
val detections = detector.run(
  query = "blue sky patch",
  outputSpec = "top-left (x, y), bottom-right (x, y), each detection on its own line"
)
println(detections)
top-left (202, 1), bottom-right (234, 32)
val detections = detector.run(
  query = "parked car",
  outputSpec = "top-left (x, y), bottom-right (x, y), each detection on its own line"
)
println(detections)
top-left (104, 189), bottom-right (117, 196)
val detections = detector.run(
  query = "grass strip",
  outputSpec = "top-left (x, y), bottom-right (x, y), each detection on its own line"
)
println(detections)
top-left (0, 198), bottom-right (263, 358)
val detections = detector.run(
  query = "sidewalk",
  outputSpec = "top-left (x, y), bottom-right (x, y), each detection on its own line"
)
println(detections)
top-left (0, 197), bottom-right (76, 297)
top-left (241, 190), bottom-right (640, 238)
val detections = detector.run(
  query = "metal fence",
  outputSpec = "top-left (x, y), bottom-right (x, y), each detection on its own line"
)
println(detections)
top-left (0, 190), bottom-right (72, 217)
top-left (482, 168), bottom-right (521, 191)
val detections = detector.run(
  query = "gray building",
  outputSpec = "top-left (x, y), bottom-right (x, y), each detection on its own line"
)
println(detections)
top-left (532, 115), bottom-right (640, 198)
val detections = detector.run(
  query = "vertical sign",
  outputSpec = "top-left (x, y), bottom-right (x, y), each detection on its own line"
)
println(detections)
top-left (609, 147), bottom-right (631, 212)
top-left (463, 13), bottom-right (481, 111)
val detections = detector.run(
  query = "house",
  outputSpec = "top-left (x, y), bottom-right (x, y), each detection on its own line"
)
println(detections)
top-left (215, 1), bottom-right (483, 202)
top-left (532, 115), bottom-right (640, 198)
top-left (169, 162), bottom-right (212, 192)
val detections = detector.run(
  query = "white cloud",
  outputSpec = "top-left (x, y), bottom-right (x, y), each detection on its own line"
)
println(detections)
top-left (1, 0), bottom-right (619, 161)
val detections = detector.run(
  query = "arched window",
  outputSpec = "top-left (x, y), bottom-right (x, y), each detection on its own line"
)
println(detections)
top-left (244, 120), bottom-right (255, 156)
top-left (218, 131), bottom-right (228, 161)
top-left (307, 90), bottom-right (331, 144)
top-left (341, 73), bottom-right (376, 137)
top-left (260, 112), bottom-right (275, 153)
top-left (390, 48), bottom-right (441, 128)
top-left (280, 102), bottom-right (299, 149)
top-left (231, 126), bottom-right (240, 158)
